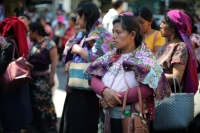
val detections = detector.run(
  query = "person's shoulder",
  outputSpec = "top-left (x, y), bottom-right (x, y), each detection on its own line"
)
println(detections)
top-left (1, 39), bottom-right (14, 50)
top-left (176, 42), bottom-right (187, 47)
top-left (174, 42), bottom-right (188, 52)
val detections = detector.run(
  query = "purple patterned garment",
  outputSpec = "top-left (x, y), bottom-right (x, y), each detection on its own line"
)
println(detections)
top-left (167, 10), bottom-right (198, 93)
top-left (64, 19), bottom-right (114, 63)
top-left (85, 43), bottom-right (171, 100)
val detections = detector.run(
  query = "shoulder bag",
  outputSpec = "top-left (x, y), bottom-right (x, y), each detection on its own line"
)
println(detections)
top-left (0, 39), bottom-right (31, 91)
top-left (122, 71), bottom-right (149, 133)
top-left (122, 87), bottom-right (149, 133)
top-left (153, 74), bottom-right (194, 131)
top-left (68, 37), bottom-right (92, 91)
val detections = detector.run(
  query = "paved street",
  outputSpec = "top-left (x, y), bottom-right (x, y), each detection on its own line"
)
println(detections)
top-left (53, 65), bottom-right (67, 119)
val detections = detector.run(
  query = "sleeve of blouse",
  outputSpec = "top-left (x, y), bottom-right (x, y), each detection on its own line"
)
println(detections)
top-left (154, 32), bottom-right (166, 47)
top-left (91, 76), bottom-right (107, 95)
top-left (89, 30), bottom-right (113, 61)
top-left (171, 43), bottom-right (188, 65)
top-left (0, 42), bottom-right (14, 76)
top-left (46, 40), bottom-right (56, 51)
top-left (91, 76), bottom-right (153, 103)
top-left (118, 84), bottom-right (153, 103)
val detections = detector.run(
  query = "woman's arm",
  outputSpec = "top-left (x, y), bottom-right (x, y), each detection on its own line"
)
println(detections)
top-left (71, 44), bottom-right (88, 61)
top-left (91, 76), bottom-right (153, 106)
top-left (165, 63), bottom-right (186, 85)
top-left (118, 84), bottom-right (153, 103)
top-left (49, 46), bottom-right (58, 88)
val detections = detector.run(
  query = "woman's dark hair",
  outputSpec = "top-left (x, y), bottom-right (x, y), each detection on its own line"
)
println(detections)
top-left (76, 1), bottom-right (100, 32)
top-left (164, 14), bottom-right (182, 40)
top-left (113, 15), bottom-right (143, 47)
top-left (134, 6), bottom-right (159, 30)
top-left (29, 22), bottom-right (47, 36)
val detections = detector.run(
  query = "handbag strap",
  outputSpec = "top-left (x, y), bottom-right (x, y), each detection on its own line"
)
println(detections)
top-left (171, 74), bottom-right (182, 93)
top-left (122, 69), bottom-right (143, 116)
top-left (9, 39), bottom-right (20, 59)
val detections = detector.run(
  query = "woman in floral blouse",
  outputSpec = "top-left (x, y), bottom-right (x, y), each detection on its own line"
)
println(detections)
top-left (155, 10), bottom-right (198, 94)
top-left (59, 1), bottom-right (114, 133)
top-left (154, 9), bottom-right (199, 133)
top-left (28, 22), bottom-right (58, 132)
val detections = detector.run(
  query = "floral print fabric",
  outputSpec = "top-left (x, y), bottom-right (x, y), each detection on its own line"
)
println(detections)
top-left (85, 43), bottom-right (171, 100)
top-left (155, 42), bottom-right (188, 74)
top-left (29, 38), bottom-right (56, 67)
top-left (64, 19), bottom-right (114, 63)
top-left (190, 33), bottom-right (200, 62)
top-left (30, 75), bottom-right (57, 132)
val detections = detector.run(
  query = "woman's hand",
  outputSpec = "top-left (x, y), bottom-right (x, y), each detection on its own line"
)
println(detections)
top-left (71, 44), bottom-right (82, 54)
top-left (25, 61), bottom-right (34, 70)
top-left (49, 74), bottom-right (55, 89)
top-left (102, 88), bottom-right (122, 107)
top-left (99, 98), bottom-right (110, 109)
top-left (65, 61), bottom-right (71, 72)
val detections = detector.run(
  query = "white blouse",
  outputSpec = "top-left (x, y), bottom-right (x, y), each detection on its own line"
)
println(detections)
top-left (100, 53), bottom-right (140, 119)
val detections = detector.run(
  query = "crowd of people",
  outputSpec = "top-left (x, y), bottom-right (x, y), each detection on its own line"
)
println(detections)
top-left (0, 0), bottom-right (200, 133)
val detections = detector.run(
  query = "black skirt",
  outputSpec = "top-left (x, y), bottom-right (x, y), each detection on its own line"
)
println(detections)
top-left (59, 89), bottom-right (99, 133)
top-left (0, 83), bottom-right (33, 132)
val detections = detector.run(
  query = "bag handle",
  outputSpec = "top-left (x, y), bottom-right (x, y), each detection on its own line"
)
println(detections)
top-left (122, 69), bottom-right (143, 117)
top-left (123, 69), bottom-right (143, 112)
top-left (122, 87), bottom-right (143, 117)
top-left (10, 39), bottom-right (20, 59)
top-left (171, 74), bottom-right (182, 93)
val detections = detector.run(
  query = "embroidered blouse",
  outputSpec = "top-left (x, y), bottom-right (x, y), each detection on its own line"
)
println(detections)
top-left (155, 42), bottom-right (188, 74)
top-left (28, 38), bottom-right (56, 72)
top-left (85, 42), bottom-right (171, 99)
top-left (85, 42), bottom-right (171, 120)
top-left (64, 19), bottom-right (114, 63)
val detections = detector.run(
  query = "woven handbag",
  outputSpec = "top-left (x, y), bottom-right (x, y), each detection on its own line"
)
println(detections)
top-left (153, 74), bottom-right (194, 131)
top-left (68, 36), bottom-right (92, 91)
top-left (122, 70), bottom-right (149, 133)
top-left (68, 62), bottom-right (92, 91)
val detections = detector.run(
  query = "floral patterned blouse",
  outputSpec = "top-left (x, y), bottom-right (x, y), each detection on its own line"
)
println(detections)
top-left (155, 42), bottom-right (188, 74)
top-left (190, 33), bottom-right (200, 62)
top-left (85, 43), bottom-right (171, 100)
top-left (28, 38), bottom-right (56, 72)
top-left (64, 19), bottom-right (114, 63)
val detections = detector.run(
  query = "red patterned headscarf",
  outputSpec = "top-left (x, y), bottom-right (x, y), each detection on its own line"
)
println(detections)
top-left (168, 10), bottom-right (198, 93)
top-left (0, 16), bottom-right (29, 58)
